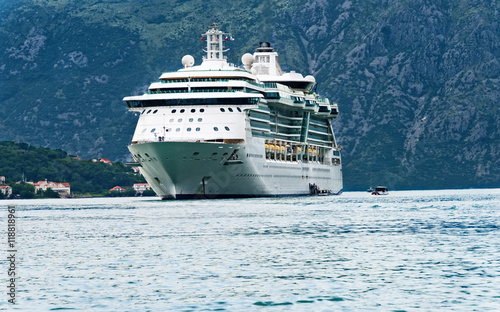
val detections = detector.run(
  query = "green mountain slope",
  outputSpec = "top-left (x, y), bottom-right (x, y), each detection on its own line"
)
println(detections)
top-left (1, 0), bottom-right (499, 190)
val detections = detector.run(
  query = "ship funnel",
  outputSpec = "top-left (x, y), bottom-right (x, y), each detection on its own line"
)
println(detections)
top-left (256, 42), bottom-right (274, 52)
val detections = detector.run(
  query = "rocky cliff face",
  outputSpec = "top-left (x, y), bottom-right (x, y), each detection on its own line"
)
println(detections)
top-left (1, 0), bottom-right (499, 189)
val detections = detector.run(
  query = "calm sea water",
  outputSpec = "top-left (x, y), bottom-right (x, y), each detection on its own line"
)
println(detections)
top-left (2, 189), bottom-right (500, 311)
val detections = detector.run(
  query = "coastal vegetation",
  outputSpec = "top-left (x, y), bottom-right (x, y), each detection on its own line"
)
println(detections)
top-left (0, 141), bottom-right (146, 198)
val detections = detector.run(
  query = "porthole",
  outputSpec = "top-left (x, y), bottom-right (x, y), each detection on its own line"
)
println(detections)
top-left (198, 118), bottom-right (202, 122)
top-left (180, 109), bottom-right (185, 113)
top-left (193, 152), bottom-right (199, 156)
top-left (171, 109), bottom-right (176, 113)
top-left (200, 108), bottom-right (205, 113)
top-left (214, 127), bottom-right (219, 131)
top-left (237, 107), bottom-right (242, 112)
top-left (142, 128), bottom-right (147, 133)
top-left (141, 109), bottom-right (146, 114)
top-left (176, 128), bottom-right (181, 132)
top-left (187, 127), bottom-right (191, 132)
top-left (220, 108), bottom-right (225, 112)
top-left (147, 110), bottom-right (152, 114)
top-left (225, 126), bottom-right (230, 131)
top-left (150, 128), bottom-right (156, 133)
top-left (178, 118), bottom-right (182, 122)
top-left (196, 127), bottom-right (200, 131)
top-left (228, 108), bottom-right (233, 112)
top-left (169, 118), bottom-right (174, 122)
top-left (153, 109), bottom-right (158, 114)
top-left (189, 118), bottom-right (194, 122)
top-left (191, 109), bottom-right (196, 113)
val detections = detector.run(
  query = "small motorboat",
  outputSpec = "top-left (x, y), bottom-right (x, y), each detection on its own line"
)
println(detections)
top-left (371, 186), bottom-right (388, 195)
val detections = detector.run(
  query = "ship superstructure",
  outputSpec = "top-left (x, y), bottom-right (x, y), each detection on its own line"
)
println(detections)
top-left (124, 24), bottom-right (342, 199)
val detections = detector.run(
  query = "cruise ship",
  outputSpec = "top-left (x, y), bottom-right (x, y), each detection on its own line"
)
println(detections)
top-left (123, 24), bottom-right (343, 199)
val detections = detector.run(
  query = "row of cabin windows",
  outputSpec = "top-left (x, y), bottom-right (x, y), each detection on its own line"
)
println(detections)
top-left (167, 118), bottom-right (203, 123)
top-left (142, 108), bottom-right (205, 114)
top-left (146, 126), bottom-right (232, 133)
top-left (141, 107), bottom-right (242, 115)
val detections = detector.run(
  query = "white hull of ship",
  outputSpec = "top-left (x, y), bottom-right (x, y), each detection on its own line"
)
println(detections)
top-left (129, 139), bottom-right (342, 199)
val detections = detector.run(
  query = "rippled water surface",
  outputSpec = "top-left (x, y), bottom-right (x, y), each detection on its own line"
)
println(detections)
top-left (2, 189), bottom-right (500, 311)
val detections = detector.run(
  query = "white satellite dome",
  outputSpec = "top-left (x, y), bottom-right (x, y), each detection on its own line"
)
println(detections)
top-left (305, 75), bottom-right (316, 83)
top-left (241, 53), bottom-right (254, 71)
top-left (181, 55), bottom-right (195, 68)
top-left (241, 53), bottom-right (254, 66)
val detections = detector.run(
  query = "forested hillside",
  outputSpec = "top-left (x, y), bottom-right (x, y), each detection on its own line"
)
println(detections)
top-left (0, 141), bottom-right (145, 195)
top-left (1, 0), bottom-right (499, 190)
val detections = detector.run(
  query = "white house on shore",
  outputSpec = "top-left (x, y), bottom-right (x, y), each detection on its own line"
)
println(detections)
top-left (33, 180), bottom-right (71, 197)
top-left (133, 183), bottom-right (151, 194)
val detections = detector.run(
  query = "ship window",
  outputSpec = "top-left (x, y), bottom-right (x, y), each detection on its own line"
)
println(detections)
top-left (189, 118), bottom-right (194, 122)
top-left (176, 128), bottom-right (181, 132)
top-left (228, 108), bottom-right (233, 112)
top-left (142, 128), bottom-right (147, 133)
top-left (180, 109), bottom-right (185, 113)
top-left (147, 110), bottom-right (152, 114)
top-left (200, 108), bottom-right (205, 113)
top-left (225, 126), bottom-right (230, 131)
top-left (169, 118), bottom-right (174, 122)
top-left (187, 127), bottom-right (192, 132)
top-left (220, 108), bottom-right (225, 112)
top-left (214, 127), bottom-right (219, 131)
top-left (150, 128), bottom-right (156, 133)
top-left (193, 152), bottom-right (199, 156)
top-left (198, 118), bottom-right (202, 122)
top-left (141, 109), bottom-right (146, 114)
top-left (153, 110), bottom-right (158, 114)
top-left (191, 109), bottom-right (196, 113)
top-left (178, 118), bottom-right (182, 122)
top-left (171, 109), bottom-right (176, 113)
top-left (237, 107), bottom-right (242, 112)
top-left (196, 127), bottom-right (200, 131)
top-left (166, 128), bottom-right (171, 132)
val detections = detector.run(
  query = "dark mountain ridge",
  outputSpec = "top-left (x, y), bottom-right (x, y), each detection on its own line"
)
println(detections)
top-left (1, 0), bottom-right (499, 190)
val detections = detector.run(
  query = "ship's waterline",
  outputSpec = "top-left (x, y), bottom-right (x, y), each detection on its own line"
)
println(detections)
top-left (124, 23), bottom-right (342, 199)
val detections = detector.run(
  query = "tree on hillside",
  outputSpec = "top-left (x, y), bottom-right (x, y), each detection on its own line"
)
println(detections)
top-left (11, 183), bottom-right (35, 199)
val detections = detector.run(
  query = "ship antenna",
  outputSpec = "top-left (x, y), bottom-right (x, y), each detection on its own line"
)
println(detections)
top-left (201, 22), bottom-right (232, 61)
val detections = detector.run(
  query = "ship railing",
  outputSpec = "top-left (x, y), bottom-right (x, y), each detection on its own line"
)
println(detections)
top-left (157, 78), bottom-right (265, 87)
top-left (148, 88), bottom-right (246, 94)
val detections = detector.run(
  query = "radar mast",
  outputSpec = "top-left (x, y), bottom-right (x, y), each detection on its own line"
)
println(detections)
top-left (201, 23), bottom-right (232, 61)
